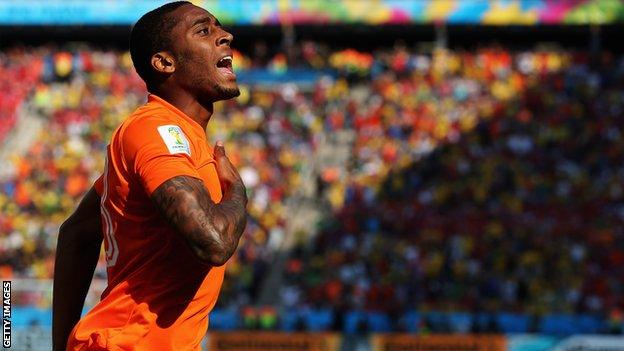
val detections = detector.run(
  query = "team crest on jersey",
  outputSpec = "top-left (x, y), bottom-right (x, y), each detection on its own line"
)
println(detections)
top-left (157, 125), bottom-right (191, 155)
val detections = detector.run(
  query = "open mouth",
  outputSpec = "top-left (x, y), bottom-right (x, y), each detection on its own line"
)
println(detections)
top-left (216, 55), bottom-right (235, 78)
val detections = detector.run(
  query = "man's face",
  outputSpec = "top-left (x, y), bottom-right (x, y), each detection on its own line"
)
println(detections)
top-left (168, 4), bottom-right (240, 102)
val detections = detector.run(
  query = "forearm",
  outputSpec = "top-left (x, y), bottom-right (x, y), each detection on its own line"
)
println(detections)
top-left (202, 189), bottom-right (247, 263)
top-left (52, 229), bottom-right (102, 351)
top-left (152, 176), bottom-right (247, 266)
top-left (52, 187), bottom-right (103, 351)
top-left (222, 181), bottom-right (247, 205)
top-left (216, 181), bottom-right (248, 247)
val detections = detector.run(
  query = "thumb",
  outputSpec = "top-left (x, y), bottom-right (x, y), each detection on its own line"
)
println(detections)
top-left (213, 140), bottom-right (225, 158)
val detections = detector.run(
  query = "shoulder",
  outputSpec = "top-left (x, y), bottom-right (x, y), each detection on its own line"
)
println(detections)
top-left (122, 103), bottom-right (176, 134)
top-left (118, 104), bottom-right (185, 145)
top-left (117, 112), bottom-right (193, 160)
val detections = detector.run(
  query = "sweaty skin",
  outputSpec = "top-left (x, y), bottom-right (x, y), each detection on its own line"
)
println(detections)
top-left (53, 3), bottom-right (246, 351)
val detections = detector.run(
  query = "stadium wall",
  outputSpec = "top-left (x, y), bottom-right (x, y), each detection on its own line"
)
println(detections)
top-left (9, 327), bottom-right (624, 351)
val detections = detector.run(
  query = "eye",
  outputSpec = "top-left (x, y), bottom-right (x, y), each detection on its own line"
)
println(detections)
top-left (197, 27), bottom-right (209, 35)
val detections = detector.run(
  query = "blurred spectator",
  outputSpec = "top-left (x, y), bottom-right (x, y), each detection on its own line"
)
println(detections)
top-left (0, 43), bottom-right (623, 334)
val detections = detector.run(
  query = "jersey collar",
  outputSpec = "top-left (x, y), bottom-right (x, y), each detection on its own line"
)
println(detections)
top-left (147, 94), bottom-right (206, 135)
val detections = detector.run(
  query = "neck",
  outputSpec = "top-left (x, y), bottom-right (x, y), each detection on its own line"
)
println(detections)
top-left (151, 88), bottom-right (213, 130)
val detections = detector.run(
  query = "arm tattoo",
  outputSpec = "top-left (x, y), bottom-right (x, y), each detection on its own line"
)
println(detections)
top-left (151, 176), bottom-right (247, 265)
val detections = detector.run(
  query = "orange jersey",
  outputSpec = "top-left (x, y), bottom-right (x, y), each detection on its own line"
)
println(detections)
top-left (68, 94), bottom-right (225, 351)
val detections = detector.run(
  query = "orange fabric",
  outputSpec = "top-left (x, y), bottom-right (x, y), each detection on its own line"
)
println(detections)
top-left (68, 95), bottom-right (225, 351)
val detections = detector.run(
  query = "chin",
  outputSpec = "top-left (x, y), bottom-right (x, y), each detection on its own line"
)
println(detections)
top-left (215, 84), bottom-right (240, 101)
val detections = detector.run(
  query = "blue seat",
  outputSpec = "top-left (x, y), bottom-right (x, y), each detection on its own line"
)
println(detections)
top-left (209, 309), bottom-right (238, 330)
top-left (497, 313), bottom-right (530, 333)
top-left (448, 312), bottom-right (472, 332)
top-left (303, 308), bottom-right (333, 331)
top-left (343, 311), bottom-right (366, 334)
top-left (540, 314), bottom-right (579, 335)
top-left (402, 311), bottom-right (422, 332)
top-left (280, 309), bottom-right (300, 331)
top-left (423, 312), bottom-right (449, 331)
top-left (367, 312), bottom-right (391, 332)
top-left (577, 315), bottom-right (604, 333)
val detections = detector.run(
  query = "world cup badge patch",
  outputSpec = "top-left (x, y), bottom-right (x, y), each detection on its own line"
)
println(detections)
top-left (157, 125), bottom-right (191, 155)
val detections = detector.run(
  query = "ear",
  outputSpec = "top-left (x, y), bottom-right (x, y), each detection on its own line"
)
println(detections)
top-left (151, 52), bottom-right (176, 74)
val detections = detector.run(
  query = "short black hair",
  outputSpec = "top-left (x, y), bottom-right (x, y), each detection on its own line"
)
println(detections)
top-left (129, 1), bottom-right (191, 89)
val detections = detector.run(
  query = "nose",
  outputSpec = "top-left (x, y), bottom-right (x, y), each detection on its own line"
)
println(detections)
top-left (217, 29), bottom-right (233, 47)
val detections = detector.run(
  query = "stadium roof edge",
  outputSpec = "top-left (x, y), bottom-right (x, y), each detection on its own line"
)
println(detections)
top-left (0, 0), bottom-right (623, 26)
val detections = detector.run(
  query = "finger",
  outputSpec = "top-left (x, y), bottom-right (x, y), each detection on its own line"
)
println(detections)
top-left (214, 140), bottom-right (225, 158)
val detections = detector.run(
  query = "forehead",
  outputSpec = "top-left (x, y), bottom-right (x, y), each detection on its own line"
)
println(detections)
top-left (171, 4), bottom-right (216, 29)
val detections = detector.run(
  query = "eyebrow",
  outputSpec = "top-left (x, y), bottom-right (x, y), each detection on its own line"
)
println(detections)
top-left (191, 16), bottom-right (212, 27)
top-left (191, 16), bottom-right (221, 28)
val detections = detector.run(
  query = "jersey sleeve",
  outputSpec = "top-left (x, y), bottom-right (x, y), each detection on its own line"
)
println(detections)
top-left (93, 174), bottom-right (104, 196)
top-left (120, 117), bottom-right (202, 195)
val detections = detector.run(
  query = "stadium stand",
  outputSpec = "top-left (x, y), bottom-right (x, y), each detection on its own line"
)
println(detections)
top-left (0, 48), bottom-right (42, 141)
top-left (1, 42), bottom-right (624, 338)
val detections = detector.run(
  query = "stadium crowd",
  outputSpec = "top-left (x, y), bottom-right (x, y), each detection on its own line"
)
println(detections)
top-left (0, 41), bottom-right (623, 333)
top-left (280, 45), bottom-right (624, 333)
top-left (0, 47), bottom-right (42, 142)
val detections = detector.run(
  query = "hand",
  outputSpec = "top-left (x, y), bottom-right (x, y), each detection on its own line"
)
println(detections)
top-left (213, 141), bottom-right (247, 205)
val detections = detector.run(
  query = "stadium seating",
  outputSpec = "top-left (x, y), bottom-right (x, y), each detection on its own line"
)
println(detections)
top-left (1, 43), bottom-right (623, 334)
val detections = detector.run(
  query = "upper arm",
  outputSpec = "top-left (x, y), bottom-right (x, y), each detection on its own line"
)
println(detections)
top-left (59, 186), bottom-right (103, 245)
top-left (121, 119), bottom-right (201, 195)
